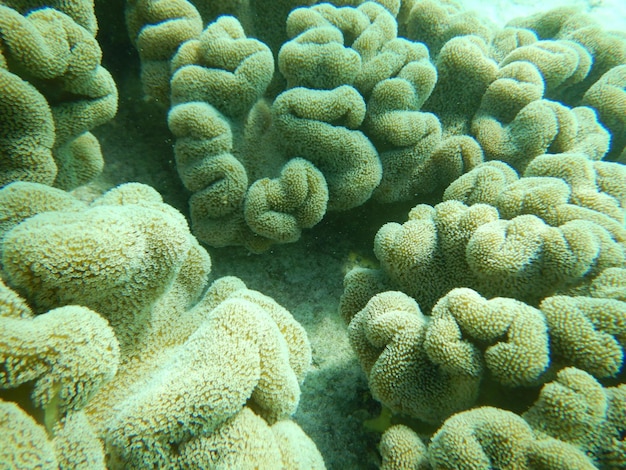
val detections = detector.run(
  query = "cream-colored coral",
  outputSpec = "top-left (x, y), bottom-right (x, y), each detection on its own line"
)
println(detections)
top-left (0, 399), bottom-right (57, 470)
top-left (125, 0), bottom-right (202, 104)
top-left (1, 179), bottom-right (322, 467)
top-left (524, 154), bottom-right (626, 241)
top-left (428, 406), bottom-right (535, 469)
top-left (176, 407), bottom-right (284, 469)
top-left (589, 267), bottom-right (626, 301)
top-left (0, 183), bottom-right (202, 351)
top-left (0, 182), bottom-right (86, 239)
top-left (425, 404), bottom-right (597, 469)
top-left (373, 201), bottom-right (499, 311)
top-left (4, 0), bottom-right (98, 34)
top-left (379, 424), bottom-right (429, 470)
top-left (443, 156), bottom-right (626, 245)
top-left (279, 4), bottom-right (363, 90)
top-left (176, 407), bottom-right (325, 470)
top-left (365, 194), bottom-right (624, 320)
top-left (271, 419), bottom-right (327, 469)
top-left (51, 411), bottom-right (106, 469)
top-left (0, 303), bottom-right (120, 418)
top-left (349, 291), bottom-right (480, 424)
top-left (442, 160), bottom-right (519, 206)
top-left (526, 438), bottom-right (598, 470)
top-left (339, 266), bottom-right (392, 323)
top-left (103, 280), bottom-right (313, 468)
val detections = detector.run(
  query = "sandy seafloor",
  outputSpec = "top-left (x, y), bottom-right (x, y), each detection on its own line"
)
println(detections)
top-left (83, 0), bottom-right (625, 468)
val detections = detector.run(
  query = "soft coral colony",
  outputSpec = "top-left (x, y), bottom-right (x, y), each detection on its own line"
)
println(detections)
top-left (0, 0), bottom-right (625, 469)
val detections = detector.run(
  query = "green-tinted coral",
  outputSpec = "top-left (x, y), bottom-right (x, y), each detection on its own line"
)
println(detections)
top-left (427, 288), bottom-right (549, 387)
top-left (523, 367), bottom-right (624, 464)
top-left (540, 295), bottom-right (625, 378)
top-left (171, 15), bottom-right (274, 117)
top-left (349, 290), bottom-right (481, 424)
top-left (0, 3), bottom-right (117, 189)
top-left (273, 85), bottom-right (381, 210)
top-left (125, 0), bottom-right (202, 104)
top-left (244, 157), bottom-right (328, 243)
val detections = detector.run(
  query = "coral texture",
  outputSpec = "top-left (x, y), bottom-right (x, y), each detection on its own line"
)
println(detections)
top-left (1, 0), bottom-right (625, 468)
top-left (0, 0), bottom-right (118, 189)
top-left (0, 182), bottom-right (324, 469)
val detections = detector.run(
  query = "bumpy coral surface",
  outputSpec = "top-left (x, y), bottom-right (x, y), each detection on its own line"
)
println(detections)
top-left (0, 0), bottom-right (118, 190)
top-left (0, 182), bottom-right (324, 469)
top-left (1, 0), bottom-right (625, 469)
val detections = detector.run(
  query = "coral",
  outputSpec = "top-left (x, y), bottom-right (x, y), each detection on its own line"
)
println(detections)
top-left (0, 181), bottom-right (324, 468)
top-left (428, 406), bottom-right (537, 469)
top-left (125, 0), bottom-right (202, 104)
top-left (426, 288), bottom-right (549, 387)
top-left (368, 199), bottom-right (623, 312)
top-left (429, 404), bottom-right (598, 469)
top-left (506, 6), bottom-right (626, 158)
top-left (162, 1), bottom-right (488, 250)
top-left (50, 411), bottom-right (107, 469)
top-left (444, 155), bottom-right (626, 243)
top-left (399, 0), bottom-right (494, 58)
top-left (379, 424), bottom-right (429, 470)
top-left (244, 157), bottom-right (329, 243)
top-left (472, 75), bottom-right (610, 172)
top-left (540, 294), bottom-right (626, 378)
top-left (523, 367), bottom-right (626, 466)
top-left (0, 67), bottom-right (56, 187)
top-left (0, 2), bottom-right (117, 189)
top-left (2, 0), bottom-right (625, 468)
top-left (582, 65), bottom-right (626, 161)
top-left (171, 15), bottom-right (275, 117)
top-left (0, 399), bottom-right (57, 470)
top-left (348, 290), bottom-right (481, 424)
top-left (168, 14), bottom-right (336, 252)
top-left (0, 278), bottom-right (111, 468)
top-left (0, 301), bottom-right (119, 419)
top-left (422, 34), bottom-right (497, 136)
top-left (272, 85), bottom-right (381, 210)
top-left (103, 279), bottom-right (314, 467)
top-left (1, 182), bottom-right (201, 349)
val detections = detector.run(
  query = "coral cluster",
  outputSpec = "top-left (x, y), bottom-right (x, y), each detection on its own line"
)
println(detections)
top-left (0, 182), bottom-right (325, 469)
top-left (337, 1), bottom-right (625, 467)
top-left (1, 0), bottom-right (625, 468)
top-left (0, 0), bottom-right (118, 189)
